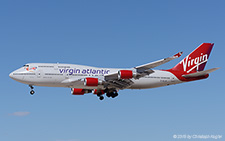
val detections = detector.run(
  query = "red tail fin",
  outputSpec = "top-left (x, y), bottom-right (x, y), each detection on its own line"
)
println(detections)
top-left (171, 43), bottom-right (214, 74)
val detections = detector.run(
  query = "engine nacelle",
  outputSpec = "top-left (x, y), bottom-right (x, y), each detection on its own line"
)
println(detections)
top-left (92, 89), bottom-right (105, 95)
top-left (118, 70), bottom-right (134, 79)
top-left (84, 78), bottom-right (102, 86)
top-left (71, 88), bottom-right (85, 95)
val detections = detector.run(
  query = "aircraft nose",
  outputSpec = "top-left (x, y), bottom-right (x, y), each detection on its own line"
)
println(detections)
top-left (9, 72), bottom-right (14, 79)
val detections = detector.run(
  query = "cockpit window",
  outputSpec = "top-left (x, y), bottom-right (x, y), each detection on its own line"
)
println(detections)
top-left (23, 65), bottom-right (29, 67)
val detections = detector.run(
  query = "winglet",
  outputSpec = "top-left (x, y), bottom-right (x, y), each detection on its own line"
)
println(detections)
top-left (173, 52), bottom-right (183, 58)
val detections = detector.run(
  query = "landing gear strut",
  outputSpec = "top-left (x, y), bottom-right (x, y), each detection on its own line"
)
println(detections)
top-left (29, 85), bottom-right (35, 95)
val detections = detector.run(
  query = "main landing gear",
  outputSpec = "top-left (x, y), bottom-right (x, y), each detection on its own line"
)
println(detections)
top-left (99, 95), bottom-right (104, 100)
top-left (96, 89), bottom-right (119, 100)
top-left (106, 91), bottom-right (118, 98)
top-left (29, 85), bottom-right (35, 95)
top-left (97, 93), bottom-right (104, 100)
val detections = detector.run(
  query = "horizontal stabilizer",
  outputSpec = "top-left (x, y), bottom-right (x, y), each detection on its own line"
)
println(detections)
top-left (182, 68), bottom-right (220, 78)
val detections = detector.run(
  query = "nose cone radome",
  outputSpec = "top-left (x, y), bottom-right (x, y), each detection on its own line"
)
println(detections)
top-left (9, 72), bottom-right (14, 79)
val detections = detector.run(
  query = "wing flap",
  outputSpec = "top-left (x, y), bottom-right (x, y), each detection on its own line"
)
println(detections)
top-left (105, 79), bottom-right (134, 89)
top-left (105, 72), bottom-right (118, 81)
top-left (182, 68), bottom-right (220, 78)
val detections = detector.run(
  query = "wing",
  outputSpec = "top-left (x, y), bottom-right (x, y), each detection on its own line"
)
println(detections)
top-left (104, 79), bottom-right (134, 89)
top-left (134, 52), bottom-right (183, 71)
top-left (104, 51), bottom-right (183, 89)
top-left (61, 78), bottom-right (81, 84)
top-left (61, 78), bottom-right (85, 88)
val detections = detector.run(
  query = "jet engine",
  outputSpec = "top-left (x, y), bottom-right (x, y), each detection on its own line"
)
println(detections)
top-left (71, 88), bottom-right (85, 95)
top-left (118, 70), bottom-right (134, 79)
top-left (84, 78), bottom-right (102, 86)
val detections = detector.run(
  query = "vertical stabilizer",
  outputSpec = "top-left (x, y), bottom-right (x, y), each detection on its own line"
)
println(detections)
top-left (171, 43), bottom-right (214, 74)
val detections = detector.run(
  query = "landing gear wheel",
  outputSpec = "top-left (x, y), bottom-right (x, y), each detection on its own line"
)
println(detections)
top-left (30, 90), bottom-right (35, 95)
top-left (29, 85), bottom-right (35, 95)
top-left (106, 93), bottom-right (111, 97)
top-left (111, 92), bottom-right (118, 98)
top-left (99, 96), bottom-right (104, 100)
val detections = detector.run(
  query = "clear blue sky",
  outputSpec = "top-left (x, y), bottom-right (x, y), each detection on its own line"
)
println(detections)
top-left (1, 0), bottom-right (224, 141)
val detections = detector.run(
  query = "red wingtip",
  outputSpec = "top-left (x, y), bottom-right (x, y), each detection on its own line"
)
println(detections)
top-left (173, 52), bottom-right (183, 58)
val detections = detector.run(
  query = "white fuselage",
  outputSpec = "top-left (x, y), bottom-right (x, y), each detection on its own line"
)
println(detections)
top-left (9, 63), bottom-right (182, 90)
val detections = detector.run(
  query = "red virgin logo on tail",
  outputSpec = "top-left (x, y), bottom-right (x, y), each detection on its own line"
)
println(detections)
top-left (180, 53), bottom-right (208, 73)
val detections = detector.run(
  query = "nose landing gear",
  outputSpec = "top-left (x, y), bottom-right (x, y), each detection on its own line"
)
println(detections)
top-left (29, 85), bottom-right (35, 95)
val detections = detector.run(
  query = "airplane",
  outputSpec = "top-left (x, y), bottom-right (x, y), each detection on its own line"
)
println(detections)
top-left (9, 43), bottom-right (219, 100)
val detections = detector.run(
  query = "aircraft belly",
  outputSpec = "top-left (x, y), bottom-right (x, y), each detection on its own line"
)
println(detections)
top-left (130, 78), bottom-right (163, 89)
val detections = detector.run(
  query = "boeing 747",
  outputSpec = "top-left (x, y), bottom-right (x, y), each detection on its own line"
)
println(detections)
top-left (9, 43), bottom-right (219, 100)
